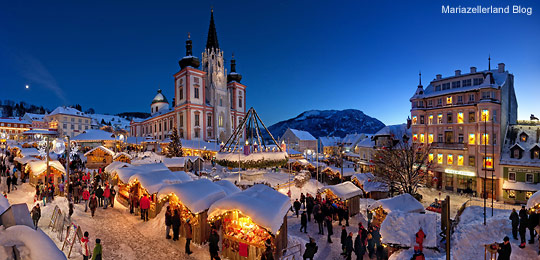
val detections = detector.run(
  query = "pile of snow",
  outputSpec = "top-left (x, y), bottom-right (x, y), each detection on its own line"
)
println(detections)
top-left (214, 180), bottom-right (241, 195)
top-left (380, 211), bottom-right (437, 247)
top-left (369, 193), bottom-right (425, 213)
top-left (527, 190), bottom-right (540, 209)
top-left (320, 181), bottom-right (362, 200)
top-left (0, 225), bottom-right (66, 260)
top-left (158, 179), bottom-right (227, 214)
top-left (83, 145), bottom-right (115, 157)
top-left (26, 160), bottom-right (66, 175)
top-left (208, 184), bottom-right (290, 234)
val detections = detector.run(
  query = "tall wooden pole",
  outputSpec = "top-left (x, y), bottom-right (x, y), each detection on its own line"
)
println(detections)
top-left (445, 195), bottom-right (451, 260)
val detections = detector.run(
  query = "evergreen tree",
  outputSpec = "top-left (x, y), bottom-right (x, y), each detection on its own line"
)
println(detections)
top-left (166, 127), bottom-right (183, 158)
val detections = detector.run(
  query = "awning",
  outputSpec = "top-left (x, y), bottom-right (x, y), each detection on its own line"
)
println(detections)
top-left (502, 180), bottom-right (540, 191)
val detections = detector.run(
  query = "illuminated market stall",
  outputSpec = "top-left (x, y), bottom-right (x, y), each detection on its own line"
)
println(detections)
top-left (319, 181), bottom-right (362, 216)
top-left (526, 190), bottom-right (540, 211)
top-left (208, 184), bottom-right (290, 260)
top-left (367, 193), bottom-right (425, 226)
top-left (157, 179), bottom-right (236, 244)
top-left (321, 166), bottom-right (357, 185)
top-left (26, 160), bottom-right (66, 186)
top-left (84, 145), bottom-right (115, 169)
top-left (113, 152), bottom-right (132, 164)
top-left (351, 173), bottom-right (389, 200)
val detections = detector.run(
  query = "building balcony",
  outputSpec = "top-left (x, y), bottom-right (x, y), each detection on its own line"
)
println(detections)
top-left (431, 142), bottom-right (467, 150)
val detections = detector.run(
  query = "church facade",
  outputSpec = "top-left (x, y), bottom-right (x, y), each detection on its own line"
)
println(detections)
top-left (130, 10), bottom-right (247, 143)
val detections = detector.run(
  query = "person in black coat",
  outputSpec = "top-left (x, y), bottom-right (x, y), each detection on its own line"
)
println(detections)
top-left (293, 199), bottom-right (301, 218)
top-left (303, 237), bottom-right (317, 260)
top-left (209, 227), bottom-right (220, 260)
top-left (325, 216), bottom-right (333, 243)
top-left (354, 231), bottom-right (366, 260)
top-left (344, 207), bottom-right (350, 227)
top-left (340, 225), bottom-right (347, 255)
top-left (95, 186), bottom-right (104, 207)
top-left (528, 210), bottom-right (538, 244)
top-left (6, 175), bottom-right (11, 193)
top-left (345, 232), bottom-right (354, 260)
top-left (497, 236), bottom-right (511, 260)
top-left (164, 206), bottom-right (172, 239)
top-left (315, 210), bottom-right (324, 235)
top-left (171, 209), bottom-right (181, 241)
top-left (300, 211), bottom-right (307, 233)
top-left (519, 205), bottom-right (528, 248)
top-left (509, 209), bottom-right (519, 240)
top-left (306, 196), bottom-right (314, 222)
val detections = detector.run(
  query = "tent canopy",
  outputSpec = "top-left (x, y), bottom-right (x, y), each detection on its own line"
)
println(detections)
top-left (527, 190), bottom-right (540, 209)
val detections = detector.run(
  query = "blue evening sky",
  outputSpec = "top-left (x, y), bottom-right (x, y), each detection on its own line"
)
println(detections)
top-left (1, 0), bottom-right (539, 125)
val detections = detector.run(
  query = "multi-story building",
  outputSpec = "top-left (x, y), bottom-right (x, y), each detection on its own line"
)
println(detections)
top-left (280, 128), bottom-right (317, 154)
top-left (130, 10), bottom-right (247, 142)
top-left (0, 117), bottom-right (32, 140)
top-left (410, 62), bottom-right (517, 199)
top-left (500, 124), bottom-right (540, 204)
top-left (44, 106), bottom-right (92, 138)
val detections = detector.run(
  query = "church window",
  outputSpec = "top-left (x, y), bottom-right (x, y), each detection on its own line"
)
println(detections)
top-left (207, 114), bottom-right (212, 127)
top-left (179, 87), bottom-right (183, 100)
top-left (218, 115), bottom-right (223, 127)
top-left (195, 113), bottom-right (200, 127)
top-left (194, 85), bottom-right (200, 99)
top-left (239, 93), bottom-right (243, 108)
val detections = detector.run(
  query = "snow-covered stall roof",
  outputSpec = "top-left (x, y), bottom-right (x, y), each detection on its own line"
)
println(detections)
top-left (19, 148), bottom-right (40, 158)
top-left (321, 181), bottom-right (363, 200)
top-left (113, 152), bottom-right (132, 160)
top-left (104, 161), bottom-right (132, 173)
top-left (0, 225), bottom-right (67, 260)
top-left (214, 180), bottom-right (241, 195)
top-left (208, 184), bottom-right (290, 234)
top-left (26, 160), bottom-right (66, 175)
top-left (0, 196), bottom-right (9, 215)
top-left (163, 157), bottom-right (189, 168)
top-left (171, 171), bottom-right (193, 183)
top-left (14, 156), bottom-right (39, 165)
top-left (84, 145), bottom-right (115, 157)
top-left (72, 129), bottom-right (116, 141)
top-left (369, 193), bottom-right (425, 213)
top-left (380, 211), bottom-right (437, 248)
top-left (185, 156), bottom-right (204, 162)
top-left (362, 180), bottom-right (389, 193)
top-left (129, 169), bottom-right (187, 194)
top-left (527, 190), bottom-right (540, 209)
top-left (158, 179), bottom-right (226, 214)
top-left (351, 173), bottom-right (375, 185)
top-left (115, 163), bottom-right (169, 183)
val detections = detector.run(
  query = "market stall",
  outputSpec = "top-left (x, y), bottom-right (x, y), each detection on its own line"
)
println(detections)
top-left (157, 179), bottom-right (230, 244)
top-left (114, 163), bottom-right (170, 208)
top-left (113, 152), bottom-right (132, 164)
top-left (380, 211), bottom-right (437, 248)
top-left (162, 157), bottom-right (189, 171)
top-left (367, 193), bottom-right (425, 226)
top-left (319, 181), bottom-right (363, 216)
top-left (321, 166), bottom-right (356, 184)
top-left (208, 184), bottom-right (289, 260)
top-left (84, 145), bottom-right (115, 169)
top-left (351, 173), bottom-right (389, 200)
top-left (26, 160), bottom-right (66, 186)
top-left (526, 190), bottom-right (540, 210)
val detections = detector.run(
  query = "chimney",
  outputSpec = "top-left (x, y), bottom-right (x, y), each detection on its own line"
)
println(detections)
top-left (470, 67), bottom-right (477, 73)
top-left (436, 74), bottom-right (442, 80)
top-left (498, 63), bottom-right (505, 73)
top-left (455, 70), bottom-right (461, 76)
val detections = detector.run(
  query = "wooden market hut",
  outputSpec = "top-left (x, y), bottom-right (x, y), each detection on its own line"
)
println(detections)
top-left (321, 166), bottom-right (356, 185)
top-left (185, 156), bottom-right (204, 173)
top-left (104, 161), bottom-right (132, 186)
top-left (208, 184), bottom-right (290, 260)
top-left (351, 173), bottom-right (389, 200)
top-left (156, 179), bottom-right (236, 244)
top-left (84, 146), bottom-right (115, 169)
top-left (162, 157), bottom-right (189, 172)
top-left (367, 193), bottom-right (425, 226)
top-left (113, 152), bottom-right (132, 164)
top-left (26, 160), bottom-right (66, 186)
top-left (319, 181), bottom-right (363, 216)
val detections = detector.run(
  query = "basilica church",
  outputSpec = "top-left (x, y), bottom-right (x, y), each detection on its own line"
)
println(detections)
top-left (130, 10), bottom-right (247, 142)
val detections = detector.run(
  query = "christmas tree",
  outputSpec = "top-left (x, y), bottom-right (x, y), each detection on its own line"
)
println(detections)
top-left (166, 127), bottom-right (183, 158)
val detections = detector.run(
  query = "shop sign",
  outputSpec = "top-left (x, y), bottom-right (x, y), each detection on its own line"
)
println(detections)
top-left (445, 168), bottom-right (475, 177)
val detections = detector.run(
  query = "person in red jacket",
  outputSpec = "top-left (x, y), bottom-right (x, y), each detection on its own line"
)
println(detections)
top-left (81, 231), bottom-right (90, 260)
top-left (103, 185), bottom-right (110, 209)
top-left (82, 188), bottom-right (90, 212)
top-left (139, 194), bottom-right (150, 221)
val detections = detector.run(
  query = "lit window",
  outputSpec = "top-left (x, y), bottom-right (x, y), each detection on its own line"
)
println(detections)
top-left (483, 157), bottom-right (493, 169)
top-left (457, 155), bottom-right (464, 166)
top-left (457, 112), bottom-right (464, 123)
top-left (446, 96), bottom-right (452, 104)
top-left (526, 191), bottom-right (534, 199)
top-left (526, 173), bottom-right (533, 183)
top-left (428, 134), bottom-right (433, 144)
top-left (437, 154), bottom-right (443, 164)
top-left (218, 115), bottom-right (223, 127)
top-left (412, 116), bottom-right (417, 125)
top-left (469, 134), bottom-right (475, 144)
top-left (429, 153), bottom-right (434, 162)
top-left (447, 154), bottom-right (453, 165)
top-left (508, 190), bottom-right (516, 199)
top-left (420, 134), bottom-right (425, 143)
top-left (481, 109), bottom-right (489, 121)
top-left (482, 134), bottom-right (489, 145)
top-left (428, 115), bottom-right (433, 124)
top-left (413, 134), bottom-right (418, 142)
top-left (437, 114), bottom-right (443, 124)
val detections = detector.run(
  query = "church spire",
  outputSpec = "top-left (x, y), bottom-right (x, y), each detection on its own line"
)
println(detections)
top-left (418, 71), bottom-right (422, 87)
top-left (206, 9), bottom-right (220, 50)
top-left (186, 32), bottom-right (193, 56)
top-left (227, 53), bottom-right (242, 83)
top-left (179, 32), bottom-right (200, 69)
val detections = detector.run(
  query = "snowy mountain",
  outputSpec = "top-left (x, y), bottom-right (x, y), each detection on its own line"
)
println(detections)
top-left (267, 109), bottom-right (385, 139)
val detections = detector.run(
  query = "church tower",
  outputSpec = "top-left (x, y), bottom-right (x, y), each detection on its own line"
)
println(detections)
top-left (202, 9), bottom-right (232, 141)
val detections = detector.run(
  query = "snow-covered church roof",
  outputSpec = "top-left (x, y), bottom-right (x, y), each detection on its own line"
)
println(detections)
top-left (152, 89), bottom-right (169, 104)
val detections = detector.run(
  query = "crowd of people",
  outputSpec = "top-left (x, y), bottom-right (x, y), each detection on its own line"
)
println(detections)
top-left (509, 205), bottom-right (540, 252)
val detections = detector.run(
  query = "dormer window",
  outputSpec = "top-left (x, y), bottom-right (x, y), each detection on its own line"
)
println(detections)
top-left (531, 145), bottom-right (540, 160)
top-left (513, 149), bottom-right (520, 159)
top-left (510, 144), bottom-right (524, 159)
top-left (520, 132), bottom-right (528, 142)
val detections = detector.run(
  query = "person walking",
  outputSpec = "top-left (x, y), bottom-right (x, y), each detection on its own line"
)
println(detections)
top-left (345, 232), bottom-right (354, 260)
top-left (68, 199), bottom-right (74, 219)
top-left (497, 236), bottom-right (511, 260)
top-left (89, 194), bottom-right (98, 217)
top-left (300, 211), bottom-right (307, 233)
top-left (528, 209), bottom-right (538, 244)
top-left (6, 175), bottom-right (10, 193)
top-left (81, 231), bottom-right (90, 260)
top-left (82, 188), bottom-right (90, 212)
top-left (165, 206), bottom-right (172, 239)
top-left (367, 225), bottom-right (375, 258)
top-left (354, 229), bottom-right (366, 260)
top-left (293, 199), bottom-right (301, 218)
top-left (172, 209), bottom-right (181, 241)
top-left (340, 225), bottom-right (347, 255)
top-left (519, 205), bottom-right (528, 248)
top-left (139, 194), bottom-right (150, 221)
top-left (184, 218), bottom-right (193, 255)
top-left (344, 207), bottom-right (350, 227)
top-left (95, 186), bottom-right (104, 207)
top-left (510, 209), bottom-right (519, 240)
top-left (10, 173), bottom-right (17, 191)
top-left (326, 216), bottom-right (333, 243)
top-left (109, 187), bottom-right (116, 208)
top-left (315, 209), bottom-right (324, 235)
top-left (31, 204), bottom-right (41, 230)
top-left (91, 238), bottom-right (102, 260)
top-left (300, 193), bottom-right (306, 208)
top-left (209, 227), bottom-right (221, 260)
top-left (303, 237), bottom-right (318, 260)
top-left (103, 185), bottom-right (110, 209)
top-left (306, 195), bottom-right (314, 222)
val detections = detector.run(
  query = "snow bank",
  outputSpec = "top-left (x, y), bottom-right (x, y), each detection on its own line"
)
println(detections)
top-left (214, 180), bottom-right (241, 195)
top-left (158, 179), bottom-right (227, 214)
top-left (527, 190), bottom-right (540, 209)
top-left (320, 181), bottom-right (362, 200)
top-left (0, 225), bottom-right (66, 260)
top-left (380, 211), bottom-right (437, 247)
top-left (369, 193), bottom-right (425, 213)
top-left (26, 160), bottom-right (66, 175)
top-left (208, 184), bottom-right (290, 234)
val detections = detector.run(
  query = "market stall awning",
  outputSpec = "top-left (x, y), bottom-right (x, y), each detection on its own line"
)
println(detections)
top-left (320, 181), bottom-right (363, 200)
top-left (502, 180), bottom-right (540, 191)
top-left (158, 179), bottom-right (226, 214)
top-left (26, 160), bottom-right (66, 175)
top-left (208, 184), bottom-right (290, 234)
top-left (115, 163), bottom-right (169, 183)
top-left (351, 173), bottom-right (375, 185)
top-left (368, 193), bottom-right (425, 213)
top-left (163, 157), bottom-right (189, 168)
top-left (129, 169), bottom-right (188, 194)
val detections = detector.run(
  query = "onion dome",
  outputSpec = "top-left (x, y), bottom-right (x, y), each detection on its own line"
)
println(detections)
top-left (227, 53), bottom-right (242, 83)
top-left (179, 33), bottom-right (200, 69)
top-left (151, 89), bottom-right (169, 104)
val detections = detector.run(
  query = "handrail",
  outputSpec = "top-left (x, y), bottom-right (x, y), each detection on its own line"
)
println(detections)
top-left (281, 243), bottom-right (301, 260)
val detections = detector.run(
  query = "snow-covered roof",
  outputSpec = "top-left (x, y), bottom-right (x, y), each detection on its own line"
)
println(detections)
top-left (22, 129), bottom-right (58, 135)
top-left (23, 112), bottom-right (45, 121)
top-left (208, 184), bottom-right (290, 234)
top-left (0, 117), bottom-right (31, 124)
top-left (48, 106), bottom-right (89, 118)
top-left (179, 139), bottom-right (220, 152)
top-left (104, 161), bottom-right (132, 173)
top-left (113, 152), bottom-right (132, 160)
top-left (322, 166), bottom-right (356, 177)
top-left (214, 180), bottom-right (241, 195)
top-left (319, 136), bottom-right (341, 147)
top-left (163, 157), bottom-right (189, 168)
top-left (362, 180), bottom-right (389, 193)
top-left (356, 137), bottom-right (375, 148)
top-left (170, 171), bottom-right (193, 183)
top-left (0, 195), bottom-right (9, 215)
top-left (14, 156), bottom-right (39, 165)
top-left (115, 163), bottom-right (169, 183)
top-left (152, 90), bottom-right (169, 104)
top-left (287, 128), bottom-right (316, 141)
top-left (320, 181), bottom-right (362, 200)
top-left (500, 124), bottom-right (540, 167)
top-left (0, 225), bottom-right (67, 260)
top-left (380, 211), bottom-right (437, 248)
top-left (158, 179), bottom-right (226, 214)
top-left (129, 169), bottom-right (187, 194)
top-left (19, 148), bottom-right (40, 157)
top-left (83, 145), bottom-right (115, 157)
top-left (351, 173), bottom-right (375, 185)
top-left (72, 129), bottom-right (116, 141)
top-left (26, 160), bottom-right (66, 175)
top-left (369, 193), bottom-right (425, 213)
top-left (527, 190), bottom-right (540, 209)
top-left (185, 156), bottom-right (204, 162)
top-left (502, 180), bottom-right (540, 191)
